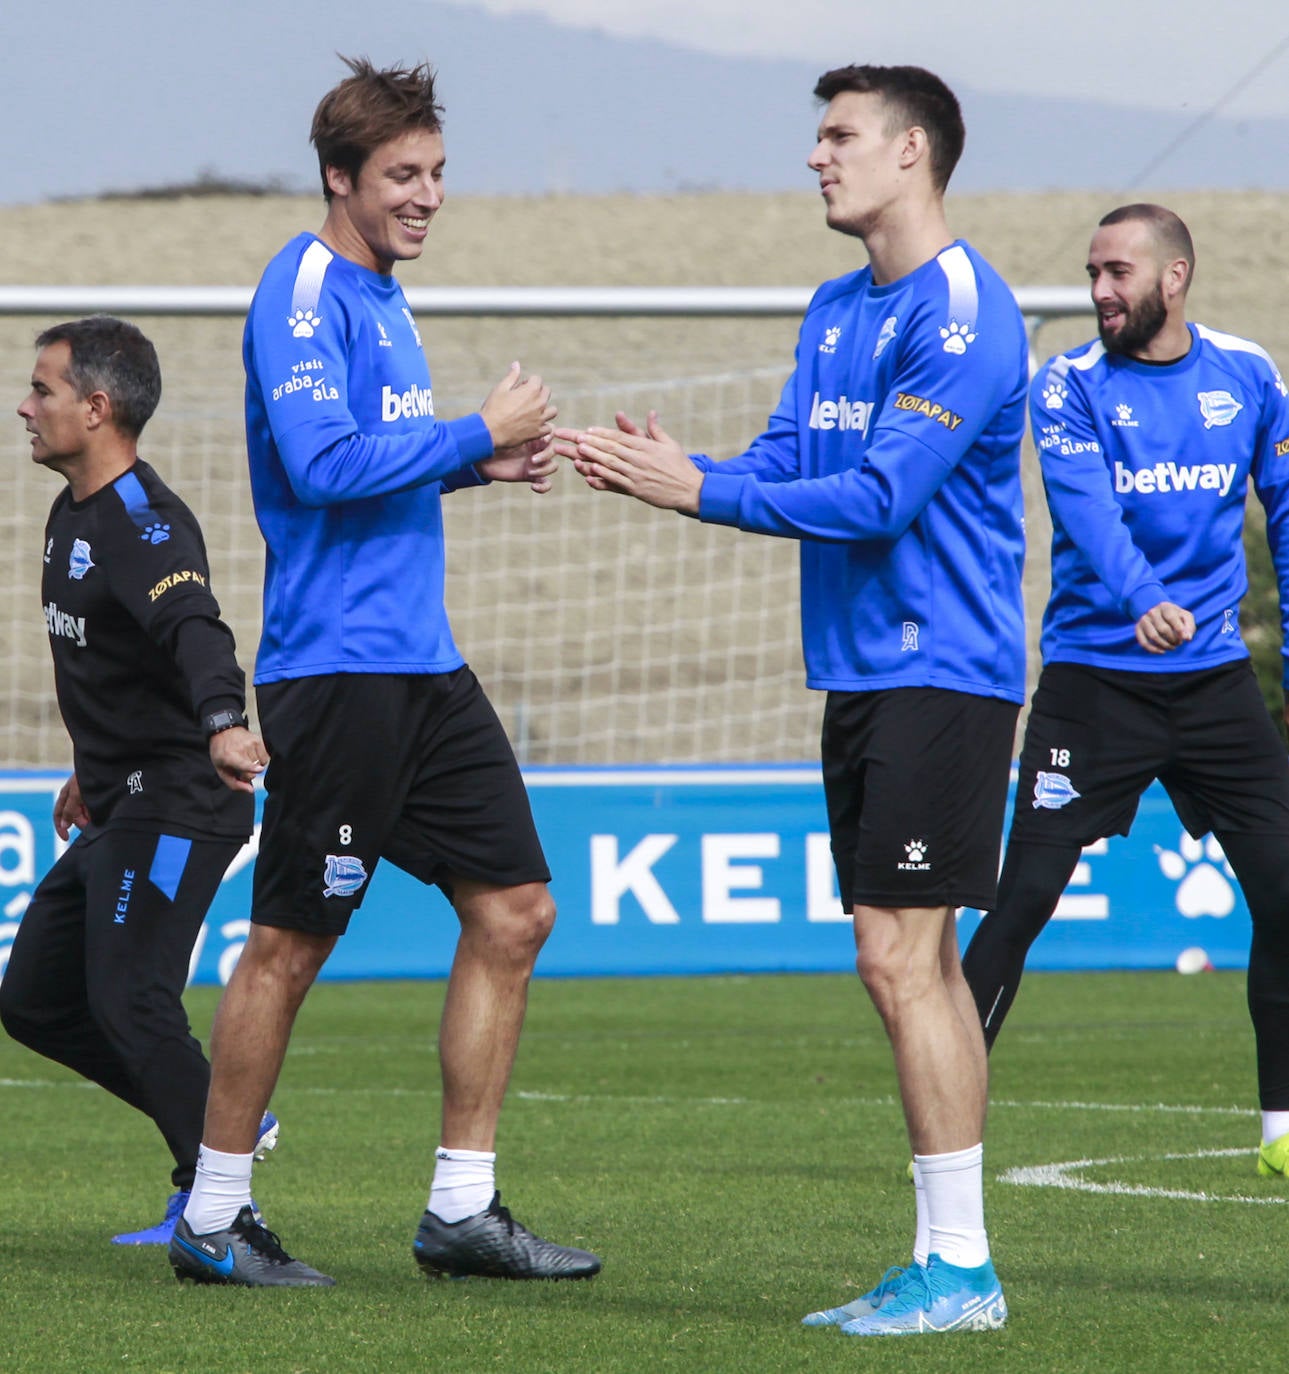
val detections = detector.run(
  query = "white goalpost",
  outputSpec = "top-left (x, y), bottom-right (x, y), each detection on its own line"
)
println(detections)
top-left (0, 285), bottom-right (1090, 769)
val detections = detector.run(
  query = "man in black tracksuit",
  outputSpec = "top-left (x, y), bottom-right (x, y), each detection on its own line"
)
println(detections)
top-left (0, 316), bottom-right (272, 1245)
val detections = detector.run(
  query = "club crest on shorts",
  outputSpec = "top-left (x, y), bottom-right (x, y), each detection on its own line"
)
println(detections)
top-left (1033, 771), bottom-right (1080, 810)
top-left (323, 853), bottom-right (368, 898)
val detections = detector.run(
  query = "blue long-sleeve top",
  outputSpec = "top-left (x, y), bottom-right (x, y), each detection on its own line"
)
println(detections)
top-left (694, 241), bottom-right (1028, 703)
top-left (1031, 323), bottom-right (1289, 680)
top-left (243, 234), bottom-right (494, 683)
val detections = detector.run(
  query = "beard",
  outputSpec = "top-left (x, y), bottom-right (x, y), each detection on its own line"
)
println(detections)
top-left (1098, 280), bottom-right (1168, 356)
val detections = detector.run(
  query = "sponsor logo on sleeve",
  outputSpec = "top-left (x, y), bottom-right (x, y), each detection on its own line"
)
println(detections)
top-left (1274, 437), bottom-right (1289, 458)
top-left (893, 392), bottom-right (965, 430)
top-left (147, 570), bottom-right (208, 603)
top-left (271, 359), bottom-right (338, 404)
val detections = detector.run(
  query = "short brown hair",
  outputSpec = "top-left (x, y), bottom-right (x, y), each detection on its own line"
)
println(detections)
top-left (310, 56), bottom-right (444, 199)
top-left (814, 65), bottom-right (964, 193)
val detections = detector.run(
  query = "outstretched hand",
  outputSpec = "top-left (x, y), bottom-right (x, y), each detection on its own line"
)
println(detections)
top-left (551, 410), bottom-right (702, 513)
top-left (477, 435), bottom-right (558, 493)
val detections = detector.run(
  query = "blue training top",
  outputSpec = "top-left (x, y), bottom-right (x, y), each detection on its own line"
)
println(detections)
top-left (243, 233), bottom-right (495, 683)
top-left (1031, 323), bottom-right (1289, 680)
top-left (694, 240), bottom-right (1028, 703)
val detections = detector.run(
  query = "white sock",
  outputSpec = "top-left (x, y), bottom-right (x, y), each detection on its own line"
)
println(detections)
top-left (183, 1144), bottom-right (254, 1234)
top-left (1262, 1110), bottom-right (1289, 1146)
top-left (916, 1143), bottom-right (989, 1270)
top-left (428, 1146), bottom-right (496, 1223)
top-left (912, 1159), bottom-right (930, 1268)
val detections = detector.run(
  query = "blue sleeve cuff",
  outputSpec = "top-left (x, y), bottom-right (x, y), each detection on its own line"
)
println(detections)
top-left (697, 471), bottom-right (745, 526)
top-left (1125, 584), bottom-right (1170, 622)
top-left (449, 413), bottom-right (495, 466)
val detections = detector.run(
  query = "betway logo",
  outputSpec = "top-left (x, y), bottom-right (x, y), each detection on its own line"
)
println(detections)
top-left (45, 601), bottom-right (86, 647)
top-left (381, 383), bottom-right (435, 422)
top-left (808, 391), bottom-right (873, 435)
top-left (1114, 461), bottom-right (1237, 497)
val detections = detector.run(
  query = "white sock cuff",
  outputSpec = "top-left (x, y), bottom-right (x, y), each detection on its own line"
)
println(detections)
top-left (435, 1146), bottom-right (497, 1163)
top-left (1261, 1112), bottom-right (1289, 1146)
top-left (196, 1144), bottom-right (255, 1181)
top-left (914, 1143), bottom-right (983, 1175)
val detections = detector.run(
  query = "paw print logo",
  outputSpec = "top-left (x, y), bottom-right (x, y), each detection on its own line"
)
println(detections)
top-left (288, 308), bottom-right (321, 339)
top-left (1042, 379), bottom-right (1067, 410)
top-left (1116, 403), bottom-right (1132, 421)
top-left (905, 839), bottom-right (928, 863)
top-left (819, 325), bottom-right (842, 353)
top-left (141, 523), bottom-right (170, 545)
top-left (939, 319), bottom-right (976, 355)
top-left (1155, 833), bottom-right (1236, 918)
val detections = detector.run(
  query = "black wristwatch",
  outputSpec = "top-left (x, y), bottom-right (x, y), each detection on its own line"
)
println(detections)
top-left (204, 708), bottom-right (249, 737)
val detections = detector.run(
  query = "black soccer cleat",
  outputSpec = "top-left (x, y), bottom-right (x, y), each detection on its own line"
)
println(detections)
top-left (169, 1204), bottom-right (335, 1287)
top-left (413, 1191), bottom-right (601, 1280)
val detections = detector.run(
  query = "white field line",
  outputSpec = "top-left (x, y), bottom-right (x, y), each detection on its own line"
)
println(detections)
top-left (1000, 1147), bottom-right (1283, 1205)
top-left (0, 1078), bottom-right (1258, 1121)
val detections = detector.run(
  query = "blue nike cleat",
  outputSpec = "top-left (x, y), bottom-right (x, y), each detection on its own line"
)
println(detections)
top-left (802, 1263), bottom-right (925, 1326)
top-left (112, 1189), bottom-right (190, 1246)
top-left (169, 1204), bottom-right (334, 1286)
top-left (840, 1253), bottom-right (1007, 1336)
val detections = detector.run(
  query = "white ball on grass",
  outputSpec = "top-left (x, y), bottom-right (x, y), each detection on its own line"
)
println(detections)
top-left (1175, 946), bottom-right (1213, 975)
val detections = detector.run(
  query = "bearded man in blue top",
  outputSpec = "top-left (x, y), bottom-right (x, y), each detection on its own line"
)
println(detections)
top-left (963, 204), bottom-right (1289, 1182)
top-left (558, 64), bottom-right (1026, 1337)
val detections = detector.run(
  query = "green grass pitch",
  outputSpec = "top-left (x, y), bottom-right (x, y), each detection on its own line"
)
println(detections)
top-left (1, 970), bottom-right (1285, 1372)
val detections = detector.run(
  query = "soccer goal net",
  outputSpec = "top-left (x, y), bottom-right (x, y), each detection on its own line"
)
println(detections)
top-left (0, 287), bottom-right (1087, 768)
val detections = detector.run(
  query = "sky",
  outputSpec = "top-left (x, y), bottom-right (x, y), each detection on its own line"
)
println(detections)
top-left (472, 0), bottom-right (1289, 117)
top-left (2, 0), bottom-right (1288, 204)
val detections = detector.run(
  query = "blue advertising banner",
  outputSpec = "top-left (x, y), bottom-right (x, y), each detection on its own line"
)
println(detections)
top-left (0, 767), bottom-right (1251, 985)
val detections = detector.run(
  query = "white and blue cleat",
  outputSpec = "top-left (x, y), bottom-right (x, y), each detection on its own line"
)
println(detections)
top-left (839, 1254), bottom-right (1007, 1336)
top-left (802, 1263), bottom-right (924, 1326)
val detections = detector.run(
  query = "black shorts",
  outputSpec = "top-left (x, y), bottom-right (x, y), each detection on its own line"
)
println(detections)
top-left (821, 687), bottom-right (1019, 911)
top-left (252, 669), bottom-right (550, 936)
top-left (1009, 660), bottom-right (1289, 847)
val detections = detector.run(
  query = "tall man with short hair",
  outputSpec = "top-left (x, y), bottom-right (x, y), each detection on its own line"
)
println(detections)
top-left (962, 204), bottom-right (1289, 1172)
top-left (557, 64), bottom-right (1025, 1336)
top-left (0, 315), bottom-right (273, 1246)
top-left (170, 57), bottom-right (600, 1287)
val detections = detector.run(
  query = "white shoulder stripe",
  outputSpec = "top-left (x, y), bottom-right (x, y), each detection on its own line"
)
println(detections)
top-left (1069, 341), bottom-right (1105, 372)
top-left (1046, 341), bottom-right (1105, 383)
top-left (1195, 322), bottom-right (1276, 368)
top-left (936, 244), bottom-right (979, 330)
top-left (290, 240), bottom-right (334, 318)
